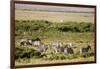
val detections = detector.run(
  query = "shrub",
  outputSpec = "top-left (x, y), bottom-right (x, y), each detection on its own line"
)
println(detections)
top-left (15, 20), bottom-right (94, 34)
top-left (15, 20), bottom-right (51, 33)
top-left (43, 53), bottom-right (79, 60)
top-left (57, 22), bottom-right (94, 32)
top-left (15, 46), bottom-right (41, 60)
top-left (79, 51), bottom-right (94, 58)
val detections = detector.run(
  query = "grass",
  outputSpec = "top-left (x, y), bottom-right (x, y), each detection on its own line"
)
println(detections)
top-left (15, 56), bottom-right (94, 65)
top-left (16, 32), bottom-right (94, 45)
top-left (15, 10), bottom-right (94, 23)
top-left (15, 32), bottom-right (95, 65)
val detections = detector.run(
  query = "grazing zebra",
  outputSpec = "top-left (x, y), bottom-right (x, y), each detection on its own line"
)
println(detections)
top-left (64, 47), bottom-right (74, 54)
top-left (20, 38), bottom-right (41, 46)
top-left (51, 41), bottom-right (63, 53)
top-left (29, 38), bottom-right (41, 46)
top-left (80, 45), bottom-right (91, 54)
top-left (51, 42), bottom-right (75, 54)
top-left (20, 39), bottom-right (30, 46)
top-left (52, 45), bottom-right (61, 53)
top-left (63, 44), bottom-right (74, 54)
top-left (63, 43), bottom-right (77, 54)
top-left (35, 44), bottom-right (48, 54)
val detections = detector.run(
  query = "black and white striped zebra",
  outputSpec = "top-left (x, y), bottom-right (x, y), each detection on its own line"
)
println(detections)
top-left (80, 45), bottom-right (91, 54)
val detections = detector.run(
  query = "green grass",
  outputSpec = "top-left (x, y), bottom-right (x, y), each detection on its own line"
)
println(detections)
top-left (16, 32), bottom-right (94, 45)
top-left (15, 56), bottom-right (94, 65)
top-left (15, 45), bottom-right (94, 65)
top-left (15, 32), bottom-right (95, 65)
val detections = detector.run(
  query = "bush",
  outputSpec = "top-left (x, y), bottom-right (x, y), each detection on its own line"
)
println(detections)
top-left (79, 51), bottom-right (94, 58)
top-left (58, 22), bottom-right (94, 32)
top-left (15, 20), bottom-right (94, 34)
top-left (43, 53), bottom-right (76, 60)
top-left (15, 46), bottom-right (41, 60)
top-left (16, 46), bottom-right (94, 61)
top-left (15, 20), bottom-right (51, 33)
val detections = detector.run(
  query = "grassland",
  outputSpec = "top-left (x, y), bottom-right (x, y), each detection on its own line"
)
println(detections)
top-left (15, 10), bottom-right (94, 23)
top-left (15, 9), bottom-right (95, 65)
top-left (16, 56), bottom-right (94, 66)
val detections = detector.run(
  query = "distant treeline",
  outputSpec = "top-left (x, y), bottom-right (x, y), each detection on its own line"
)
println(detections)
top-left (15, 20), bottom-right (94, 33)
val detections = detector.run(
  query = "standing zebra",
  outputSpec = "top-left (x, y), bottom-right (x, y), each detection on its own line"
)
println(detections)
top-left (80, 44), bottom-right (91, 54)
top-left (20, 38), bottom-right (41, 46)
top-left (51, 41), bottom-right (63, 53)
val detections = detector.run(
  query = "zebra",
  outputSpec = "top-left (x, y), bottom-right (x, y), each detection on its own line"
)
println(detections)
top-left (20, 39), bottom-right (30, 46)
top-left (63, 44), bottom-right (74, 54)
top-left (35, 44), bottom-right (48, 55)
top-left (29, 38), bottom-right (41, 46)
top-left (51, 41), bottom-right (63, 53)
top-left (20, 38), bottom-right (41, 46)
top-left (51, 45), bottom-right (61, 53)
top-left (80, 44), bottom-right (91, 54)
top-left (51, 42), bottom-right (75, 54)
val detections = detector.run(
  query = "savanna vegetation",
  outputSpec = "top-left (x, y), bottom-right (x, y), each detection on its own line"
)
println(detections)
top-left (15, 19), bottom-right (95, 65)
top-left (15, 20), bottom-right (94, 33)
top-left (15, 9), bottom-right (95, 65)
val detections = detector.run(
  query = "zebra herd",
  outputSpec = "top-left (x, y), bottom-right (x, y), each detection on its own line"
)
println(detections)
top-left (20, 38), bottom-right (92, 55)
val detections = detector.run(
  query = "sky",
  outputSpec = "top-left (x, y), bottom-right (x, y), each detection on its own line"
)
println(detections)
top-left (15, 3), bottom-right (95, 13)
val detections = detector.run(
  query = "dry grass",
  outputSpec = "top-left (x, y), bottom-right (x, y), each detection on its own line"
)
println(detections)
top-left (15, 10), bottom-right (94, 23)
